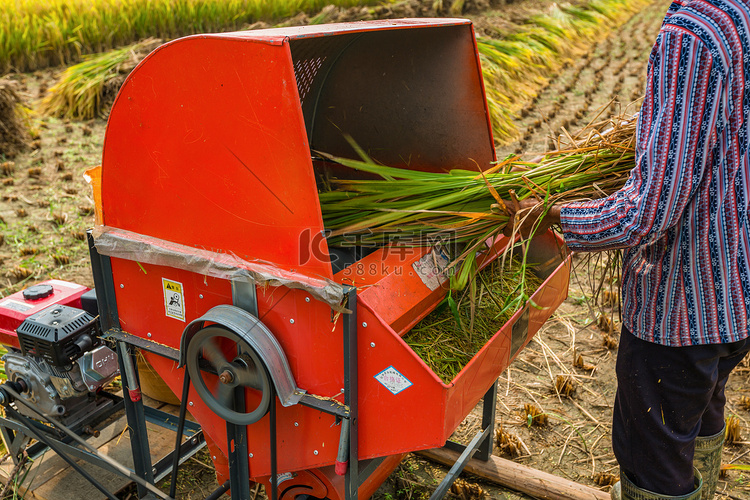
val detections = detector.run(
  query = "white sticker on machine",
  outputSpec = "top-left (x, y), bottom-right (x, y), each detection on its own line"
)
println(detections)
top-left (0, 299), bottom-right (33, 313)
top-left (412, 248), bottom-right (449, 291)
top-left (276, 472), bottom-right (296, 484)
top-left (374, 366), bottom-right (413, 395)
top-left (162, 278), bottom-right (185, 322)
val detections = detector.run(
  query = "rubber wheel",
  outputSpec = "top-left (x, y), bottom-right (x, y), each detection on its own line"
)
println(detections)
top-left (186, 325), bottom-right (272, 425)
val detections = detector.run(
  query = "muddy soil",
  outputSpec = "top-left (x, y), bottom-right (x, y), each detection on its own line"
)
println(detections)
top-left (3, 0), bottom-right (750, 499)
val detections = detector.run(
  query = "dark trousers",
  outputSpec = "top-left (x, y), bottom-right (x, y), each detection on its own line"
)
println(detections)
top-left (613, 326), bottom-right (750, 494)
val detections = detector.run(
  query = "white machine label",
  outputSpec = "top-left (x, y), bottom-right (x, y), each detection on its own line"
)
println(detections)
top-left (374, 366), bottom-right (412, 395)
top-left (412, 248), bottom-right (449, 291)
top-left (47, 280), bottom-right (84, 290)
top-left (0, 299), bottom-right (33, 313)
top-left (162, 278), bottom-right (185, 322)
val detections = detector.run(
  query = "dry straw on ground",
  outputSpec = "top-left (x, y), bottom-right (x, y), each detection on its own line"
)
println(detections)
top-left (0, 79), bottom-right (28, 157)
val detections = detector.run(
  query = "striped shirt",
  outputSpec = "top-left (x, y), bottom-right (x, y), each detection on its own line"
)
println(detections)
top-left (560, 0), bottom-right (750, 346)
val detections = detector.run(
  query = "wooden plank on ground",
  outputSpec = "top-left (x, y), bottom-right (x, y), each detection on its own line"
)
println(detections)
top-left (0, 414), bottom-right (182, 500)
top-left (31, 419), bottom-right (178, 500)
top-left (155, 402), bottom-right (198, 422)
top-left (417, 448), bottom-right (610, 500)
top-left (0, 415), bottom-right (129, 498)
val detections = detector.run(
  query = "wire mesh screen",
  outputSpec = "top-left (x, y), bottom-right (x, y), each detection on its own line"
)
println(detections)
top-left (289, 26), bottom-right (494, 175)
top-left (290, 34), bottom-right (359, 108)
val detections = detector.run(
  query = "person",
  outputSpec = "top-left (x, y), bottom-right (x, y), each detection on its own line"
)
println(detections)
top-left (503, 0), bottom-right (750, 497)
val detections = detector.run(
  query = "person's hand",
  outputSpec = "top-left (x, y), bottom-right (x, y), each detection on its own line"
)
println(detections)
top-left (502, 198), bottom-right (561, 239)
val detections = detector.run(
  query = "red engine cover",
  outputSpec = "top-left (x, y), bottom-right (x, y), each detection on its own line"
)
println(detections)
top-left (0, 280), bottom-right (90, 349)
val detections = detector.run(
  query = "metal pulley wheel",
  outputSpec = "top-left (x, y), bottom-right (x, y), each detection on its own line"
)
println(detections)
top-left (186, 325), bottom-right (272, 425)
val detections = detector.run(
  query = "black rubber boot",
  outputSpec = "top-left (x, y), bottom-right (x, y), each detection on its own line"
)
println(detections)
top-left (610, 469), bottom-right (702, 500)
top-left (694, 426), bottom-right (725, 499)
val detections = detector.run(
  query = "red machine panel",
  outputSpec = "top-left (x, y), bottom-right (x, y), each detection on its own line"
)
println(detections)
top-left (101, 36), bottom-right (331, 280)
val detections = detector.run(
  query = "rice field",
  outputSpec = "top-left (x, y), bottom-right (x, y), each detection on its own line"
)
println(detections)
top-left (477, 0), bottom-right (649, 142)
top-left (0, 0), bottom-right (650, 147)
top-left (0, 0), bottom-right (381, 73)
top-left (7, 0), bottom-right (750, 496)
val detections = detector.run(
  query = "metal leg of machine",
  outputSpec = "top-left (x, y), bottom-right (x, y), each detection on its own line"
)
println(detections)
top-left (227, 396), bottom-right (251, 500)
top-left (476, 381), bottom-right (498, 461)
top-left (117, 341), bottom-right (156, 497)
top-left (90, 231), bottom-right (208, 499)
top-left (443, 381), bottom-right (498, 461)
top-left (428, 381), bottom-right (499, 499)
top-left (340, 286), bottom-right (391, 500)
top-left (428, 424), bottom-right (495, 500)
top-left (341, 286), bottom-right (358, 500)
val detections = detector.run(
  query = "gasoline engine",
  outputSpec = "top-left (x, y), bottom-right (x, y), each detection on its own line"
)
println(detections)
top-left (0, 284), bottom-right (119, 421)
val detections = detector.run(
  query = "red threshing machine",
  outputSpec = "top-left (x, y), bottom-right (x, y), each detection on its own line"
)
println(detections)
top-left (0, 19), bottom-right (570, 500)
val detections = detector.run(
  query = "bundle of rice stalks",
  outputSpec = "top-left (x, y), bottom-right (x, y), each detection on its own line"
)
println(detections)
top-left (319, 115), bottom-right (636, 285)
top-left (495, 426), bottom-right (523, 457)
top-left (573, 350), bottom-right (596, 371)
top-left (523, 403), bottom-right (548, 427)
top-left (597, 312), bottom-right (614, 333)
top-left (40, 39), bottom-right (161, 120)
top-left (554, 374), bottom-right (577, 397)
top-left (0, 78), bottom-right (29, 157)
top-left (321, 117), bottom-right (636, 380)
top-left (593, 472), bottom-right (618, 486)
top-left (449, 478), bottom-right (484, 500)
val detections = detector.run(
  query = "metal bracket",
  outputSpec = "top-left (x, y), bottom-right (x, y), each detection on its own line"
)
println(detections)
top-left (299, 393), bottom-right (350, 418)
top-left (429, 425), bottom-right (494, 500)
top-left (87, 230), bottom-right (120, 333)
top-left (510, 308), bottom-right (530, 360)
top-left (231, 280), bottom-right (258, 317)
top-left (151, 430), bottom-right (205, 482)
top-left (103, 329), bottom-right (180, 361)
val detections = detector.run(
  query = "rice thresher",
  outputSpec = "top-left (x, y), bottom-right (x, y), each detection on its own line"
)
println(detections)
top-left (0, 19), bottom-right (570, 500)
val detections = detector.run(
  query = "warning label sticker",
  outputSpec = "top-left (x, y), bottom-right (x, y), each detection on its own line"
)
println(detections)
top-left (162, 278), bottom-right (185, 322)
top-left (374, 366), bottom-right (413, 395)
